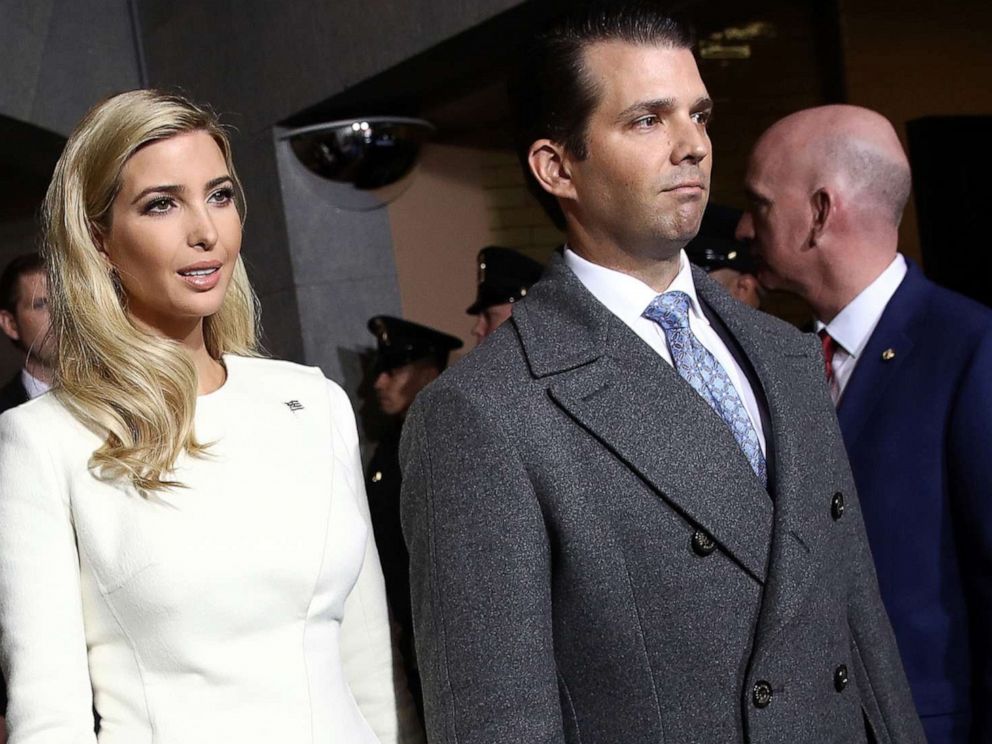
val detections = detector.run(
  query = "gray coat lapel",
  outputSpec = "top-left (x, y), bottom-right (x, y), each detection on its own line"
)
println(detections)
top-left (513, 255), bottom-right (774, 583)
top-left (693, 269), bottom-right (824, 644)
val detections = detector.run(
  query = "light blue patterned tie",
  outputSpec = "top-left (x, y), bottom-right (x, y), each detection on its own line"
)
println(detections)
top-left (643, 291), bottom-right (767, 484)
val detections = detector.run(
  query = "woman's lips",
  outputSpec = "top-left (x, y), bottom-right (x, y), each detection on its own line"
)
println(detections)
top-left (177, 265), bottom-right (222, 290)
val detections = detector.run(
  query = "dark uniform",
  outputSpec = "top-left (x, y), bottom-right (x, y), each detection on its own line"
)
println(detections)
top-left (465, 245), bottom-right (544, 316)
top-left (365, 315), bottom-right (462, 721)
top-left (365, 424), bottom-right (410, 672)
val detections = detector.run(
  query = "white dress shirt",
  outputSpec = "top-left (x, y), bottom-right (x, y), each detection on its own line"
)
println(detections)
top-left (21, 368), bottom-right (51, 399)
top-left (564, 247), bottom-right (766, 454)
top-left (815, 254), bottom-right (907, 405)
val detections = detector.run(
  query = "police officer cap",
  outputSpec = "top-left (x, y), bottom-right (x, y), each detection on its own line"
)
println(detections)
top-left (367, 315), bottom-right (463, 373)
top-left (686, 204), bottom-right (755, 274)
top-left (466, 246), bottom-right (544, 315)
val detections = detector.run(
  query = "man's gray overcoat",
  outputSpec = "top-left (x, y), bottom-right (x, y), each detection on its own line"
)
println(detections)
top-left (399, 253), bottom-right (923, 744)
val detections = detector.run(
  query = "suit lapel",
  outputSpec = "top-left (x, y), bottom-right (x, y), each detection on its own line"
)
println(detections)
top-left (693, 270), bottom-right (826, 643)
top-left (836, 265), bottom-right (925, 449)
top-left (548, 320), bottom-right (773, 583)
top-left (514, 256), bottom-right (790, 584)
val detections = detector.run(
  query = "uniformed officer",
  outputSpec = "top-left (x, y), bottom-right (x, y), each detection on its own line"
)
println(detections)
top-left (364, 315), bottom-right (462, 719)
top-left (686, 204), bottom-right (763, 308)
top-left (466, 246), bottom-right (544, 343)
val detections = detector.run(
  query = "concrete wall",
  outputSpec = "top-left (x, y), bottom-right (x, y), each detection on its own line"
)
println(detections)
top-left (135, 0), bottom-right (524, 132)
top-left (0, 0), bottom-right (140, 137)
top-left (272, 129), bottom-right (403, 393)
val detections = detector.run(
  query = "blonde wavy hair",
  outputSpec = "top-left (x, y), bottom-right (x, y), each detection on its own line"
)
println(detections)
top-left (42, 89), bottom-right (260, 492)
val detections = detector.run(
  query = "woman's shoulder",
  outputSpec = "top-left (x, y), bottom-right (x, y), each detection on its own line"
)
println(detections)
top-left (223, 354), bottom-right (350, 409)
top-left (1, 391), bottom-right (83, 433)
top-left (225, 354), bottom-right (325, 383)
top-left (0, 391), bottom-right (98, 455)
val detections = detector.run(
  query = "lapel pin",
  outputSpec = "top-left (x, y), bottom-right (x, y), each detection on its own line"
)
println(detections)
top-left (881, 348), bottom-right (896, 361)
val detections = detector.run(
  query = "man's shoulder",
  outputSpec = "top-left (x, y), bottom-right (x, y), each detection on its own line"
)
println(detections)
top-left (922, 280), bottom-right (992, 329)
top-left (0, 372), bottom-right (26, 414)
top-left (897, 272), bottom-right (992, 348)
top-left (426, 324), bottom-right (530, 404)
top-left (748, 304), bottom-right (811, 342)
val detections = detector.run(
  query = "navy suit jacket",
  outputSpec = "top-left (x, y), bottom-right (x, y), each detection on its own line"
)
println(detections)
top-left (837, 260), bottom-right (992, 744)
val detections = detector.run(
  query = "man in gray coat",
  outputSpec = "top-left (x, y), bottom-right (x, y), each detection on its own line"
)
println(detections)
top-left (399, 4), bottom-right (923, 743)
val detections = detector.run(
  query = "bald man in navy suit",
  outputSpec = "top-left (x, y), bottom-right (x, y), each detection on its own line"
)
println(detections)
top-left (739, 105), bottom-right (992, 744)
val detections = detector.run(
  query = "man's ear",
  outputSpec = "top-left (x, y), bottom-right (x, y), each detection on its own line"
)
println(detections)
top-left (736, 273), bottom-right (763, 308)
top-left (808, 188), bottom-right (832, 247)
top-left (0, 309), bottom-right (21, 343)
top-left (527, 139), bottom-right (576, 201)
top-left (736, 272), bottom-right (758, 293)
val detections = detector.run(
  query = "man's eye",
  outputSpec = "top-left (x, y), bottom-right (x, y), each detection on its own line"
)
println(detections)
top-left (633, 115), bottom-right (659, 129)
top-left (692, 110), bottom-right (712, 125)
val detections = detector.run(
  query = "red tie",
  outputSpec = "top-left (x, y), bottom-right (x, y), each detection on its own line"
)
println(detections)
top-left (818, 329), bottom-right (837, 386)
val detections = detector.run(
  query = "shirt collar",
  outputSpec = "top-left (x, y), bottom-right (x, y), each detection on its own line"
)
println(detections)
top-left (21, 368), bottom-right (51, 399)
top-left (815, 253), bottom-right (907, 358)
top-left (563, 247), bottom-right (708, 325)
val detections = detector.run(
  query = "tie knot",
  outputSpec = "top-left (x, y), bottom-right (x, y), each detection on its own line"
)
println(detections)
top-left (644, 290), bottom-right (692, 331)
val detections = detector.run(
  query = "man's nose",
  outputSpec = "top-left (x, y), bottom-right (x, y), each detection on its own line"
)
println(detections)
top-left (671, 117), bottom-right (710, 165)
top-left (735, 211), bottom-right (755, 242)
top-left (471, 315), bottom-right (487, 343)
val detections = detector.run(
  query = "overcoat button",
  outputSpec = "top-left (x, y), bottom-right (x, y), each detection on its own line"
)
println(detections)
top-left (831, 492), bottom-right (845, 520)
top-left (691, 530), bottom-right (717, 556)
top-left (834, 664), bottom-right (849, 692)
top-left (752, 680), bottom-right (773, 708)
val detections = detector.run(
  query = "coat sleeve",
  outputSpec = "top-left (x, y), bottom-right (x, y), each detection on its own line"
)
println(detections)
top-left (400, 383), bottom-right (565, 744)
top-left (328, 382), bottom-right (424, 744)
top-left (947, 325), bottom-right (992, 741)
top-left (0, 406), bottom-right (98, 743)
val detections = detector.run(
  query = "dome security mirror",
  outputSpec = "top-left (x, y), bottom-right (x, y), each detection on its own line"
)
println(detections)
top-left (282, 117), bottom-right (436, 191)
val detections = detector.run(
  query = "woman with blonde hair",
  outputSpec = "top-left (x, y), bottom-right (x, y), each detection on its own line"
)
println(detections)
top-left (0, 89), bottom-right (423, 744)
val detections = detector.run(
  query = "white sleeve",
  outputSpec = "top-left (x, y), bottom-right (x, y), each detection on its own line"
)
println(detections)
top-left (0, 407), bottom-right (97, 743)
top-left (327, 382), bottom-right (424, 744)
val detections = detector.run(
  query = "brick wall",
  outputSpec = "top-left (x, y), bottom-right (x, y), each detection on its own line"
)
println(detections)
top-left (480, 150), bottom-right (562, 265)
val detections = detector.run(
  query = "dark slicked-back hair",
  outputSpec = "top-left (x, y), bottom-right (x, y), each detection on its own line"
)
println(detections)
top-left (0, 252), bottom-right (44, 313)
top-left (509, 1), bottom-right (693, 229)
